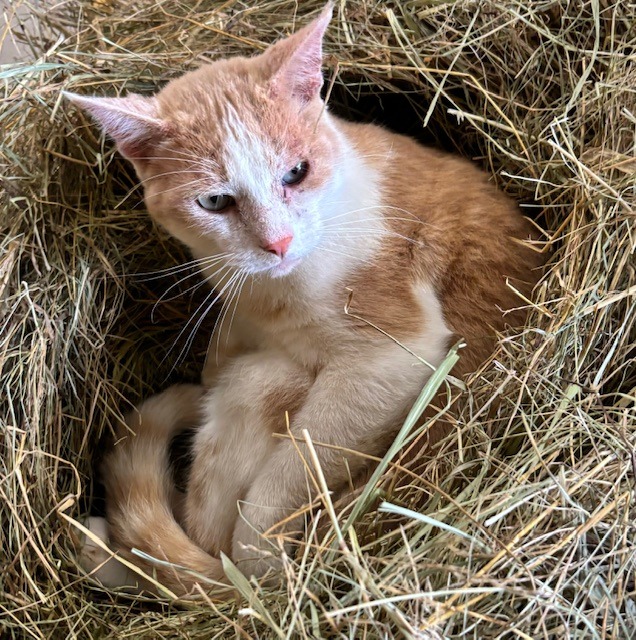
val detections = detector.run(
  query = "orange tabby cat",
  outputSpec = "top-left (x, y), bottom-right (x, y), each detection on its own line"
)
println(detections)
top-left (68, 4), bottom-right (542, 595)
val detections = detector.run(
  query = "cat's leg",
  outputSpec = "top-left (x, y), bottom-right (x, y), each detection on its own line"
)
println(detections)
top-left (184, 350), bottom-right (313, 556)
top-left (231, 340), bottom-right (444, 578)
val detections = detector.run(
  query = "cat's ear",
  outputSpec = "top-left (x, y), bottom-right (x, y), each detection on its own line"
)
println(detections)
top-left (267, 3), bottom-right (332, 104)
top-left (64, 92), bottom-right (165, 161)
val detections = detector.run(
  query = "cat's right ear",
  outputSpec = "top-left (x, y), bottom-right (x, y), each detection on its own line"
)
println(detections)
top-left (64, 92), bottom-right (165, 162)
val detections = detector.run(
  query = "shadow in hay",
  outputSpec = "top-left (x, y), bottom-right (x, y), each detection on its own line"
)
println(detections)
top-left (330, 76), bottom-right (475, 155)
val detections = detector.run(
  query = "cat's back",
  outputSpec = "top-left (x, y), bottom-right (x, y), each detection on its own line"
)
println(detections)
top-left (337, 117), bottom-right (530, 239)
top-left (335, 117), bottom-right (544, 373)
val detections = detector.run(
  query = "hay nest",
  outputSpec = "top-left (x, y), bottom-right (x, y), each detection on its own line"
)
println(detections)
top-left (1, 0), bottom-right (635, 637)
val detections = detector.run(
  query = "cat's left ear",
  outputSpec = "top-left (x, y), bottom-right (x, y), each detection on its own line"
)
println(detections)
top-left (267, 3), bottom-right (333, 104)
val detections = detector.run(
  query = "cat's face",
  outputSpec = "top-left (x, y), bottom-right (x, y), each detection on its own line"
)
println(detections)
top-left (68, 5), bottom-right (338, 278)
top-left (142, 57), bottom-right (339, 278)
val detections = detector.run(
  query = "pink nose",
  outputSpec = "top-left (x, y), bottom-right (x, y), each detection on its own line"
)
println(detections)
top-left (261, 235), bottom-right (293, 258)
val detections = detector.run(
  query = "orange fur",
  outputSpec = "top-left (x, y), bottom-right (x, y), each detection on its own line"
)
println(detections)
top-left (340, 122), bottom-right (543, 374)
top-left (69, 3), bottom-right (543, 596)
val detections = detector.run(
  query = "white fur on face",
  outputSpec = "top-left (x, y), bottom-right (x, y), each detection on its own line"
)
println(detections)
top-left (222, 115), bottom-right (296, 261)
top-left (182, 109), bottom-right (334, 278)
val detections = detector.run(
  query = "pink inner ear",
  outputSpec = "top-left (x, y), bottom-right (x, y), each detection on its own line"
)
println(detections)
top-left (65, 92), bottom-right (164, 160)
top-left (267, 3), bottom-right (333, 103)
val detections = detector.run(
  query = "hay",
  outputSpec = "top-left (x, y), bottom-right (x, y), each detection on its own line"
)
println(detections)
top-left (1, 0), bottom-right (634, 637)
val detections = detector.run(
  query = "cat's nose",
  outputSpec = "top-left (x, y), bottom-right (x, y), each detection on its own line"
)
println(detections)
top-left (261, 235), bottom-right (293, 258)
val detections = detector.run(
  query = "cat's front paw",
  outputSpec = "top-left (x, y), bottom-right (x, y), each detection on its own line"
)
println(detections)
top-left (78, 516), bottom-right (140, 589)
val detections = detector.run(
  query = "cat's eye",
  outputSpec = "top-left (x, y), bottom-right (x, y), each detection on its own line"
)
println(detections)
top-left (196, 194), bottom-right (234, 212)
top-left (282, 161), bottom-right (309, 186)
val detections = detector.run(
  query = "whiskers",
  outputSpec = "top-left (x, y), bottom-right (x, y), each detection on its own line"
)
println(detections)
top-left (130, 251), bottom-right (244, 378)
top-left (149, 254), bottom-right (232, 323)
top-left (210, 268), bottom-right (251, 365)
top-left (148, 254), bottom-right (253, 379)
top-left (323, 223), bottom-right (424, 248)
top-left (316, 202), bottom-right (437, 262)
top-left (132, 254), bottom-right (232, 281)
top-left (116, 149), bottom-right (218, 206)
top-left (321, 202), bottom-right (435, 227)
top-left (160, 264), bottom-right (234, 376)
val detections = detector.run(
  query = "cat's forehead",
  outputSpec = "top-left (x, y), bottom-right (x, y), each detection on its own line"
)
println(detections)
top-left (157, 63), bottom-right (314, 162)
top-left (158, 62), bottom-right (271, 127)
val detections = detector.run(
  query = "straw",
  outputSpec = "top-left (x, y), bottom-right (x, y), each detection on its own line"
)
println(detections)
top-left (1, 1), bottom-right (634, 637)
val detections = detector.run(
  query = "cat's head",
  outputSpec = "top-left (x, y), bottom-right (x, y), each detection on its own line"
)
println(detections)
top-left (67, 4), bottom-right (342, 278)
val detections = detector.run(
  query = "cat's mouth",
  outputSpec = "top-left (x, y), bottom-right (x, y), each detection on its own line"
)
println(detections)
top-left (268, 256), bottom-right (301, 278)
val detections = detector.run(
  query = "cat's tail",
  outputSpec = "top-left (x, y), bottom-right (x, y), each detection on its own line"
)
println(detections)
top-left (83, 385), bottom-right (232, 598)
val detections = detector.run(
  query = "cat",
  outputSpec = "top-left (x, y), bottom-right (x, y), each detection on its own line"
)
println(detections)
top-left (67, 3), bottom-right (543, 596)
